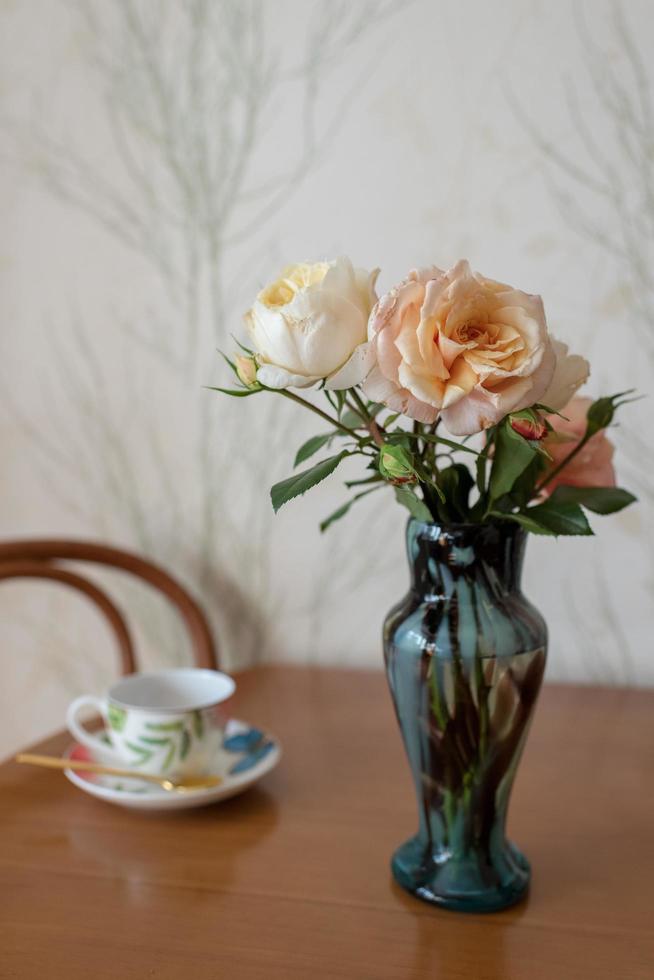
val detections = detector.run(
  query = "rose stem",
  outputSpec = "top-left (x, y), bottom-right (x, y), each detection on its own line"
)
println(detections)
top-left (533, 428), bottom-right (594, 497)
top-left (412, 420), bottom-right (424, 460)
top-left (348, 389), bottom-right (385, 448)
top-left (276, 390), bottom-right (362, 441)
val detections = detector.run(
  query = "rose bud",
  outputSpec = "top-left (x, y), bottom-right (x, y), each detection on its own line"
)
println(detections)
top-left (235, 354), bottom-right (259, 388)
top-left (379, 445), bottom-right (418, 485)
top-left (509, 413), bottom-right (547, 442)
top-left (541, 397), bottom-right (616, 496)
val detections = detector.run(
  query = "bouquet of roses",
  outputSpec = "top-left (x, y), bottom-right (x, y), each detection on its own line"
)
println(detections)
top-left (214, 257), bottom-right (636, 534)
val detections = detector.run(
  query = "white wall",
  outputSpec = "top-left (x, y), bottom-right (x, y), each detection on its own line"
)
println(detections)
top-left (1, 0), bottom-right (652, 756)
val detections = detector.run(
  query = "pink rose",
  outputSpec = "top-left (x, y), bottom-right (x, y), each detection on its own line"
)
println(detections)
top-left (542, 397), bottom-right (616, 494)
top-left (363, 260), bottom-right (555, 435)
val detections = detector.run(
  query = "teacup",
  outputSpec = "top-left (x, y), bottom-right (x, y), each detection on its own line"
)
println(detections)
top-left (66, 668), bottom-right (236, 779)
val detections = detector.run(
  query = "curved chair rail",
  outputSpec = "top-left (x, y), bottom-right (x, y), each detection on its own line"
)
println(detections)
top-left (0, 561), bottom-right (136, 674)
top-left (0, 540), bottom-right (218, 672)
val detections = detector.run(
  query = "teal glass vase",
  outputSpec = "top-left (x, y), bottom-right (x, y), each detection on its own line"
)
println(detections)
top-left (384, 519), bottom-right (547, 913)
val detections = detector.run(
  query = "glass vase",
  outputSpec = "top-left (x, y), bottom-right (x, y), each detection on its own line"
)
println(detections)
top-left (384, 519), bottom-right (547, 912)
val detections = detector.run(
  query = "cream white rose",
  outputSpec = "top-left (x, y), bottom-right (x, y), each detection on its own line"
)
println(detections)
top-left (244, 257), bottom-right (379, 390)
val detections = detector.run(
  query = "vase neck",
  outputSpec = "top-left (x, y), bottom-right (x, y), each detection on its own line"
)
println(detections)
top-left (406, 520), bottom-right (526, 596)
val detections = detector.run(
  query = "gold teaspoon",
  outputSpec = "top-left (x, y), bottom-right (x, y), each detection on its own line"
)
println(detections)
top-left (15, 753), bottom-right (222, 793)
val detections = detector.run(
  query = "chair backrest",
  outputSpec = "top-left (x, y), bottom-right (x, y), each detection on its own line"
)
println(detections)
top-left (0, 540), bottom-right (218, 674)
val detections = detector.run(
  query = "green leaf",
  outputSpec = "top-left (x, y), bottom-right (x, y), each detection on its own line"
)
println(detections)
top-left (547, 485), bottom-right (637, 515)
top-left (319, 500), bottom-right (352, 533)
top-left (489, 421), bottom-right (538, 501)
top-left (319, 486), bottom-right (382, 533)
top-left (438, 464), bottom-right (474, 521)
top-left (531, 500), bottom-right (593, 535)
top-left (415, 470), bottom-right (446, 504)
top-left (229, 335), bottom-right (255, 355)
top-left (205, 385), bottom-right (260, 398)
top-left (508, 454), bottom-right (548, 509)
top-left (425, 433), bottom-right (480, 456)
top-left (534, 403), bottom-right (569, 419)
top-left (496, 499), bottom-right (594, 536)
top-left (394, 486), bottom-right (433, 522)
top-left (476, 452), bottom-right (487, 495)
top-left (387, 431), bottom-right (412, 451)
top-left (344, 474), bottom-right (383, 489)
top-left (294, 433), bottom-right (332, 467)
top-left (219, 350), bottom-right (239, 377)
top-left (270, 451), bottom-right (350, 513)
top-left (340, 408), bottom-right (366, 428)
top-left (334, 390), bottom-right (348, 416)
top-left (180, 728), bottom-right (191, 760)
top-left (342, 400), bottom-right (383, 423)
top-left (340, 411), bottom-right (362, 428)
top-left (489, 510), bottom-right (557, 536)
top-left (323, 390), bottom-right (338, 414)
top-left (394, 431), bottom-right (480, 456)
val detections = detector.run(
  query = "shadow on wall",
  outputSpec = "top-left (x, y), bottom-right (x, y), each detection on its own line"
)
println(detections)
top-left (1, 0), bottom-right (404, 671)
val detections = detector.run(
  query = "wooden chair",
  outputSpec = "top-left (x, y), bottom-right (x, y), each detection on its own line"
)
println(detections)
top-left (0, 540), bottom-right (218, 674)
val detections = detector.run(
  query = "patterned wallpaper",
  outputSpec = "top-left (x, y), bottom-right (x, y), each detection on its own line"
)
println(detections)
top-left (0, 0), bottom-right (652, 754)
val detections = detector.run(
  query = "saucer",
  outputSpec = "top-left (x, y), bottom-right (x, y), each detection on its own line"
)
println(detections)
top-left (63, 719), bottom-right (281, 811)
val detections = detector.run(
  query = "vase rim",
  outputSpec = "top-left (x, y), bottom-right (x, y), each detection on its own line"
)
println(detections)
top-left (407, 517), bottom-right (519, 532)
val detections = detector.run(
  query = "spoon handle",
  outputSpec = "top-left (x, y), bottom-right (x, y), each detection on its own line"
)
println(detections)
top-left (16, 753), bottom-right (169, 787)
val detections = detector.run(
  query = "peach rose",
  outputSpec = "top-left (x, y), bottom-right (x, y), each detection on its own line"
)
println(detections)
top-left (542, 397), bottom-right (616, 494)
top-left (363, 260), bottom-right (556, 435)
top-left (541, 339), bottom-right (590, 411)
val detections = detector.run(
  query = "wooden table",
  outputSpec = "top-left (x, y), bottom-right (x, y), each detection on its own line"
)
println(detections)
top-left (1, 666), bottom-right (653, 979)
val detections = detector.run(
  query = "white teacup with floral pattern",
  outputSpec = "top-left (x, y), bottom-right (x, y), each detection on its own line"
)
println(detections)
top-left (66, 669), bottom-right (236, 779)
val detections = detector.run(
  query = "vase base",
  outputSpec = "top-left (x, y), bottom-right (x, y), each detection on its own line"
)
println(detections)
top-left (391, 835), bottom-right (530, 913)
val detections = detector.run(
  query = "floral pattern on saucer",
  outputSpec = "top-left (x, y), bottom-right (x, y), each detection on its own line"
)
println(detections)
top-left (222, 725), bottom-right (276, 774)
top-left (64, 719), bottom-right (281, 811)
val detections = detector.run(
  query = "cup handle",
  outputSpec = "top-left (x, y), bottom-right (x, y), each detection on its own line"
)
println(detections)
top-left (66, 695), bottom-right (119, 759)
